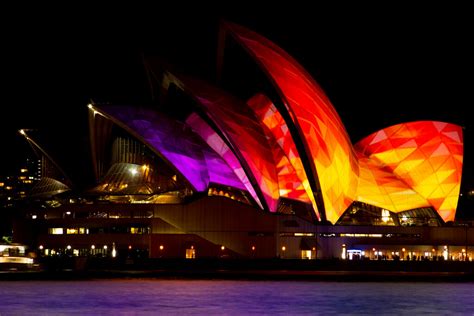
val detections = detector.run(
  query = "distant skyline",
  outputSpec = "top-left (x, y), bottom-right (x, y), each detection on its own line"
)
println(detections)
top-left (1, 7), bottom-right (472, 217)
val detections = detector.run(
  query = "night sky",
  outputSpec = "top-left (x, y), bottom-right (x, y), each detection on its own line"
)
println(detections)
top-left (2, 6), bottom-right (473, 218)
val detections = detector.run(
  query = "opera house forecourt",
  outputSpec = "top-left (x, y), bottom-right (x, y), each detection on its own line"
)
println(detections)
top-left (13, 21), bottom-right (473, 263)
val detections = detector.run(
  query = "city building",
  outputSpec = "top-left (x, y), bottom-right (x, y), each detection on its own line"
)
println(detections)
top-left (0, 157), bottom-right (42, 208)
top-left (12, 21), bottom-right (473, 261)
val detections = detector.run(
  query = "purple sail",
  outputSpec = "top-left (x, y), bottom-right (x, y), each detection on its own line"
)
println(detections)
top-left (95, 105), bottom-right (245, 193)
top-left (95, 106), bottom-right (210, 191)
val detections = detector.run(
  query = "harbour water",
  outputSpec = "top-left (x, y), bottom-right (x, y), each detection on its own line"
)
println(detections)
top-left (1, 280), bottom-right (473, 314)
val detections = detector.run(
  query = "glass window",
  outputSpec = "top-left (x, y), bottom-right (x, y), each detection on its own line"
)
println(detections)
top-left (49, 228), bottom-right (64, 235)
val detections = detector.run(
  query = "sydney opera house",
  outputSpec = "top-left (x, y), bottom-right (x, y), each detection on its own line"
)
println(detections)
top-left (14, 22), bottom-right (473, 261)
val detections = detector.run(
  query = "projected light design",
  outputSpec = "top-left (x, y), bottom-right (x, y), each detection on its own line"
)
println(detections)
top-left (220, 22), bottom-right (463, 223)
top-left (89, 22), bottom-right (464, 224)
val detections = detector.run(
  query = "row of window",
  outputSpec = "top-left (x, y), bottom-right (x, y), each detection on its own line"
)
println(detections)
top-left (320, 233), bottom-right (422, 238)
top-left (48, 226), bottom-right (150, 235)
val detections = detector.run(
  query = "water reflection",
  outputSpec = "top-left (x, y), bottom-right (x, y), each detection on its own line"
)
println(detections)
top-left (0, 280), bottom-right (473, 314)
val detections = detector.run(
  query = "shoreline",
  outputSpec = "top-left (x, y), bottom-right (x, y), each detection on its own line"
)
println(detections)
top-left (2, 258), bottom-right (474, 282)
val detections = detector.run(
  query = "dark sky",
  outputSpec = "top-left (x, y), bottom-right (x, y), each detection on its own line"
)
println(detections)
top-left (1, 6), bottom-right (473, 217)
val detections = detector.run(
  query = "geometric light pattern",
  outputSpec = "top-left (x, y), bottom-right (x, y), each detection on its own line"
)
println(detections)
top-left (186, 113), bottom-right (259, 200)
top-left (94, 23), bottom-right (465, 224)
top-left (163, 72), bottom-right (280, 212)
top-left (224, 22), bottom-right (359, 223)
top-left (222, 22), bottom-right (464, 223)
top-left (247, 93), bottom-right (321, 220)
top-left (355, 121), bottom-right (463, 222)
top-left (356, 155), bottom-right (430, 214)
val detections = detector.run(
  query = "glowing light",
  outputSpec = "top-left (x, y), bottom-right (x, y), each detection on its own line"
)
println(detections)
top-left (159, 245), bottom-right (164, 250)
top-left (281, 246), bottom-right (286, 251)
top-left (128, 245), bottom-right (132, 250)
top-left (112, 243), bottom-right (117, 258)
top-left (0, 257), bottom-right (33, 264)
top-left (129, 167), bottom-right (138, 176)
top-left (103, 245), bottom-right (108, 250)
top-left (381, 209), bottom-right (390, 223)
top-left (221, 246), bottom-right (225, 251)
top-left (225, 22), bottom-right (358, 222)
top-left (402, 248), bottom-right (406, 252)
top-left (31, 215), bottom-right (37, 219)
top-left (66, 245), bottom-right (71, 250)
top-left (294, 233), bottom-right (314, 237)
top-left (87, 104), bottom-right (94, 109)
top-left (356, 121), bottom-right (463, 222)
top-left (443, 247), bottom-right (448, 261)
top-left (39, 245), bottom-right (44, 250)
top-left (251, 246), bottom-right (256, 251)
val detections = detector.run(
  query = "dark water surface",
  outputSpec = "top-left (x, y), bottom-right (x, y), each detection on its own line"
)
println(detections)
top-left (0, 280), bottom-right (473, 315)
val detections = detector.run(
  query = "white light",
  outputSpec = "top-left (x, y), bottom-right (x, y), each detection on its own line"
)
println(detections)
top-left (39, 245), bottom-right (44, 250)
top-left (129, 168), bottom-right (138, 176)
top-left (103, 245), bottom-right (108, 250)
top-left (31, 215), bottom-right (37, 219)
top-left (381, 209), bottom-right (390, 223)
top-left (66, 245), bottom-right (71, 250)
top-left (112, 242), bottom-right (117, 258)
top-left (66, 211), bottom-right (71, 215)
top-left (0, 257), bottom-right (33, 264)
top-left (91, 245), bottom-right (95, 250)
top-left (87, 104), bottom-right (93, 109)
